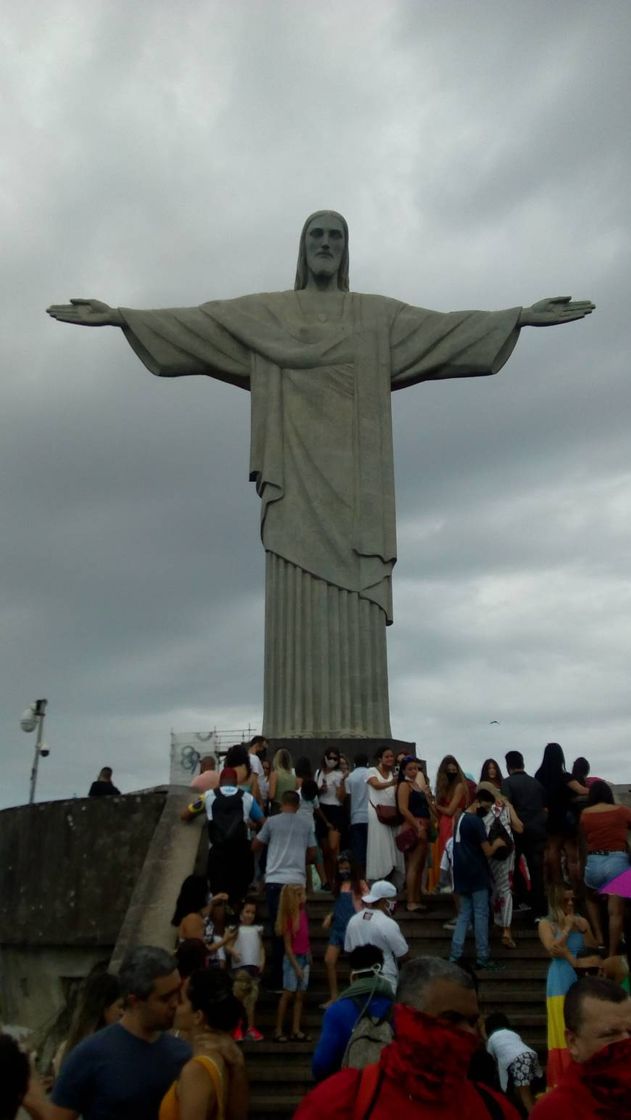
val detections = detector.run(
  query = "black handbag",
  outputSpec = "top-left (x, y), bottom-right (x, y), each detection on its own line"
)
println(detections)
top-left (487, 815), bottom-right (514, 861)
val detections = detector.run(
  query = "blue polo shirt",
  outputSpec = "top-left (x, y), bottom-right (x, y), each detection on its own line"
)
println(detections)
top-left (52, 1022), bottom-right (191, 1120)
top-left (453, 812), bottom-right (491, 894)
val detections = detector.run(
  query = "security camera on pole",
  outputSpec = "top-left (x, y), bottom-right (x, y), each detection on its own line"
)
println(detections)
top-left (21, 699), bottom-right (49, 804)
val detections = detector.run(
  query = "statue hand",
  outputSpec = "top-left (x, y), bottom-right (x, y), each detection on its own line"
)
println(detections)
top-left (519, 296), bottom-right (595, 327)
top-left (46, 299), bottom-right (123, 327)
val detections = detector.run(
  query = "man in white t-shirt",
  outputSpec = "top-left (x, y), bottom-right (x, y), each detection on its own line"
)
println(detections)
top-left (248, 736), bottom-right (268, 804)
top-left (344, 880), bottom-right (409, 992)
top-left (344, 753), bottom-right (369, 873)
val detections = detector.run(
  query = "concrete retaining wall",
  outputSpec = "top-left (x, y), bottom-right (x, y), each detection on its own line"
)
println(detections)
top-left (0, 787), bottom-right (205, 1036)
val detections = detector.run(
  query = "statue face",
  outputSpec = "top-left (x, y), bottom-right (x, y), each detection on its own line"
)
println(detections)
top-left (304, 213), bottom-right (346, 283)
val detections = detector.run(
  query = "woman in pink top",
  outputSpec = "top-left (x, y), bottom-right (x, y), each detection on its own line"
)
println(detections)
top-left (580, 780), bottom-right (631, 956)
top-left (274, 884), bottom-right (311, 1042)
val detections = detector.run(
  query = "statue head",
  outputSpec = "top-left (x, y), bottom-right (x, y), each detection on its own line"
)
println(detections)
top-left (294, 210), bottom-right (349, 291)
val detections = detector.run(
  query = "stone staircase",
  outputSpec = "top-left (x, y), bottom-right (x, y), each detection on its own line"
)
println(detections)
top-left (244, 892), bottom-right (548, 1119)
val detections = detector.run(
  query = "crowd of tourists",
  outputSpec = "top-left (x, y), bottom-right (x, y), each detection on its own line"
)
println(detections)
top-left (3, 736), bottom-right (631, 1119)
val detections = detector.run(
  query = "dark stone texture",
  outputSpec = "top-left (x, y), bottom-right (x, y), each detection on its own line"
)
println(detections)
top-left (0, 791), bottom-right (167, 946)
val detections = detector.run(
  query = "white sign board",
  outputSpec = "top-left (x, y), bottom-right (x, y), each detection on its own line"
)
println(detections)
top-left (170, 731), bottom-right (220, 786)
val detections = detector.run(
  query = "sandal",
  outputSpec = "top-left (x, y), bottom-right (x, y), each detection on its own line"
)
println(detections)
top-left (502, 935), bottom-right (517, 949)
top-left (273, 1033), bottom-right (288, 1043)
top-left (406, 903), bottom-right (427, 912)
top-left (290, 1031), bottom-right (312, 1042)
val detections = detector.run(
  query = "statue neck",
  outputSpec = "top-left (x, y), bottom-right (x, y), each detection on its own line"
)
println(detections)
top-left (303, 272), bottom-right (340, 293)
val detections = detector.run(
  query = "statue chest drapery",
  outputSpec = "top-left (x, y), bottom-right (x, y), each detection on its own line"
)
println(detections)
top-left (120, 289), bottom-right (521, 625)
top-left (248, 294), bottom-right (397, 620)
top-left (122, 291), bottom-right (403, 619)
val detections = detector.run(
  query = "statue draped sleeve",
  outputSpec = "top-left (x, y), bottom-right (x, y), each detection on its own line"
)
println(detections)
top-left (119, 303), bottom-right (253, 388)
top-left (390, 303), bottom-right (522, 389)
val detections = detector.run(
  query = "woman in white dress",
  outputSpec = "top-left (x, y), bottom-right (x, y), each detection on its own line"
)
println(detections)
top-left (366, 746), bottom-right (405, 883)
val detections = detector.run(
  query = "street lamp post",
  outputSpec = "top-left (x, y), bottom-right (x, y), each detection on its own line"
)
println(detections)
top-left (21, 699), bottom-right (49, 804)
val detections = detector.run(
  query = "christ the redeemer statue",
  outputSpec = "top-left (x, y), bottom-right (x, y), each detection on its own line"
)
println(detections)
top-left (48, 210), bottom-right (594, 741)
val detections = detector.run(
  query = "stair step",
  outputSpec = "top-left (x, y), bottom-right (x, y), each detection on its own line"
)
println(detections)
top-left (210, 890), bottom-right (550, 1117)
top-left (250, 1091), bottom-right (305, 1118)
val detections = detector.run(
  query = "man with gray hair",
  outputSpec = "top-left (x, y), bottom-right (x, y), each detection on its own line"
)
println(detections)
top-left (294, 955), bottom-right (519, 1117)
top-left (51, 947), bottom-right (191, 1120)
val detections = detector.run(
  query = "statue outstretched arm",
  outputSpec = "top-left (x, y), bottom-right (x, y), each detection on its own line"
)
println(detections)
top-left (46, 298), bottom-right (251, 386)
top-left (46, 299), bottom-right (125, 327)
top-left (519, 296), bottom-right (595, 326)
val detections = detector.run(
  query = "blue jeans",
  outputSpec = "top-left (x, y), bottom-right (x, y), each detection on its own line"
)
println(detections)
top-left (450, 889), bottom-right (490, 964)
top-left (585, 851), bottom-right (630, 891)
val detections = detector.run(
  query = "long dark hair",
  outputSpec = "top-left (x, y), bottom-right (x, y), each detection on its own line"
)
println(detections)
top-left (295, 756), bottom-right (312, 780)
top-left (332, 850), bottom-right (364, 899)
top-left (479, 758), bottom-right (504, 786)
top-left (318, 747), bottom-right (341, 772)
top-left (224, 743), bottom-right (251, 776)
top-left (535, 742), bottom-right (567, 790)
top-left (435, 755), bottom-right (468, 804)
top-left (187, 970), bottom-right (243, 1033)
top-left (294, 210), bottom-right (350, 291)
top-left (587, 780), bottom-right (614, 806)
top-left (171, 875), bottom-right (208, 927)
top-left (63, 971), bottom-right (121, 1063)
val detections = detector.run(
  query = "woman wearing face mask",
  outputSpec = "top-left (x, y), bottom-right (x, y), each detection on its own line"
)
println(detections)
top-left (435, 756), bottom-right (469, 861)
top-left (366, 747), bottom-right (405, 884)
top-left (315, 750), bottom-right (348, 888)
top-left (321, 852), bottom-right (368, 1006)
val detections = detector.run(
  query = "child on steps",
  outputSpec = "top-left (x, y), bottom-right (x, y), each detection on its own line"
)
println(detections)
top-left (274, 884), bottom-right (311, 1042)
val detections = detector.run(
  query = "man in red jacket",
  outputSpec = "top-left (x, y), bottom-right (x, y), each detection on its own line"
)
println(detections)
top-left (531, 976), bottom-right (631, 1118)
top-left (293, 956), bottom-right (519, 1119)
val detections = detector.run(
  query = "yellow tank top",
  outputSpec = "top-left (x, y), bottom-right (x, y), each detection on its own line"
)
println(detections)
top-left (160, 1055), bottom-right (225, 1120)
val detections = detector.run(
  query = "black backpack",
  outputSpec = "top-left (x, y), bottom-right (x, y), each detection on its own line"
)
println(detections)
top-left (207, 789), bottom-right (247, 846)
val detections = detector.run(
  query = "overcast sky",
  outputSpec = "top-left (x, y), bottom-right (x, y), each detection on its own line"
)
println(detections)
top-left (2, 0), bottom-right (630, 808)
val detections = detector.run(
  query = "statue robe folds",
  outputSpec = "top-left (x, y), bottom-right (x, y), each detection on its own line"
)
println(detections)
top-left (120, 292), bottom-right (521, 739)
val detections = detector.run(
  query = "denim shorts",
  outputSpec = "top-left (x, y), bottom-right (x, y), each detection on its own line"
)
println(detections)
top-left (584, 851), bottom-right (630, 891)
top-left (282, 953), bottom-right (310, 992)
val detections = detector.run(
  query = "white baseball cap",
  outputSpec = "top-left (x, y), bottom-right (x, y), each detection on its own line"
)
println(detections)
top-left (362, 880), bottom-right (397, 904)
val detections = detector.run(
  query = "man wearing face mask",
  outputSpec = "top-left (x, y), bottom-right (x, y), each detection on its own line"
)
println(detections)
top-left (312, 945), bottom-right (394, 1082)
top-left (294, 956), bottom-right (520, 1118)
top-left (529, 976), bottom-right (631, 1118)
top-left (344, 882), bottom-right (409, 994)
top-left (448, 787), bottom-right (507, 971)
